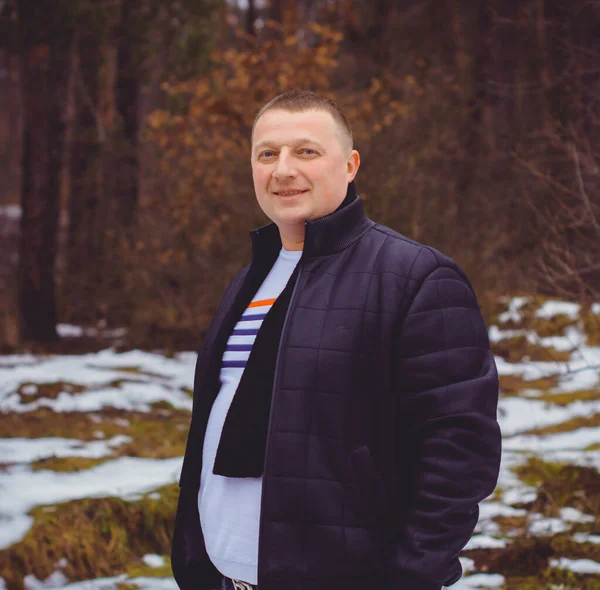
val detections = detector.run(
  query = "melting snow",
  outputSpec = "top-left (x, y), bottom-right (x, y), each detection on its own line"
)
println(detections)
top-left (503, 426), bottom-right (600, 451)
top-left (550, 557), bottom-right (600, 574)
top-left (535, 301), bottom-right (581, 319)
top-left (2, 300), bottom-right (600, 587)
top-left (0, 456), bottom-right (182, 550)
top-left (0, 435), bottom-right (132, 463)
top-left (141, 554), bottom-right (166, 568)
top-left (498, 396), bottom-right (600, 436)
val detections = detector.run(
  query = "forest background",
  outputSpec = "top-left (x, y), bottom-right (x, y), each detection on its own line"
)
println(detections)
top-left (0, 0), bottom-right (599, 352)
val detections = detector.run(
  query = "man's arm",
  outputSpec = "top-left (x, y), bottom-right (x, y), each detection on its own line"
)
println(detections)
top-left (388, 254), bottom-right (502, 589)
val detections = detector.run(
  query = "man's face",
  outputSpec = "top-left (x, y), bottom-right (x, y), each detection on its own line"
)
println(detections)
top-left (251, 109), bottom-right (360, 231)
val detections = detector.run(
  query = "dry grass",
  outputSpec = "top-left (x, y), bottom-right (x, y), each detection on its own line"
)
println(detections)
top-left (3, 407), bottom-right (190, 461)
top-left (522, 414), bottom-right (600, 436)
top-left (465, 534), bottom-right (600, 588)
top-left (492, 335), bottom-right (572, 363)
top-left (499, 374), bottom-right (560, 397)
top-left (17, 381), bottom-right (86, 402)
top-left (582, 311), bottom-right (600, 346)
top-left (0, 485), bottom-right (179, 590)
top-left (513, 457), bottom-right (600, 519)
top-left (534, 389), bottom-right (600, 407)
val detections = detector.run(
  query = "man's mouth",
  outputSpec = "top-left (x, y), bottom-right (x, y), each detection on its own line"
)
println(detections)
top-left (273, 189), bottom-right (309, 197)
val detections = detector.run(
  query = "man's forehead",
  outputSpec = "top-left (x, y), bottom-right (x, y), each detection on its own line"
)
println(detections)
top-left (253, 109), bottom-right (341, 146)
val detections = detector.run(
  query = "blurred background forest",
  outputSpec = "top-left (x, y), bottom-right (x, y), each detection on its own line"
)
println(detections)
top-left (0, 0), bottom-right (599, 352)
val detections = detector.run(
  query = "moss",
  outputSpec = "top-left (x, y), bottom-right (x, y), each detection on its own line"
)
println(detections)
top-left (499, 374), bottom-right (560, 397)
top-left (513, 457), bottom-right (600, 518)
top-left (149, 400), bottom-right (176, 411)
top-left (497, 295), bottom-right (579, 334)
top-left (31, 457), bottom-right (110, 473)
top-left (492, 335), bottom-right (571, 363)
top-left (17, 381), bottom-right (86, 402)
top-left (0, 485), bottom-right (179, 590)
top-left (126, 555), bottom-right (172, 578)
top-left (492, 515), bottom-right (528, 535)
top-left (551, 535), bottom-right (600, 562)
top-left (87, 365), bottom-right (172, 381)
top-left (2, 408), bottom-right (191, 462)
top-left (464, 534), bottom-right (600, 588)
top-left (582, 311), bottom-right (600, 346)
top-left (464, 536), bottom-right (554, 578)
top-left (504, 572), bottom-right (600, 589)
top-left (523, 414), bottom-right (600, 436)
top-left (531, 314), bottom-right (579, 338)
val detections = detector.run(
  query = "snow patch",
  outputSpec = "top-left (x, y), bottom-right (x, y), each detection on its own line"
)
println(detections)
top-left (498, 396), bottom-right (600, 436)
top-left (550, 557), bottom-right (600, 574)
top-left (448, 573), bottom-right (505, 589)
top-left (141, 554), bottom-right (165, 568)
top-left (498, 297), bottom-right (529, 324)
top-left (0, 456), bottom-right (182, 549)
top-left (535, 301), bottom-right (580, 319)
top-left (504, 427), bottom-right (600, 451)
top-left (0, 435), bottom-right (131, 464)
top-left (464, 535), bottom-right (507, 550)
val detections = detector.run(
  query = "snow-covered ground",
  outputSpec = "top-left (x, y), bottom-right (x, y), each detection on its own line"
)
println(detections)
top-left (1, 296), bottom-right (599, 589)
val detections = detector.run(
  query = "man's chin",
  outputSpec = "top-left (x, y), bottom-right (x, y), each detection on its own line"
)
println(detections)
top-left (273, 210), bottom-right (311, 227)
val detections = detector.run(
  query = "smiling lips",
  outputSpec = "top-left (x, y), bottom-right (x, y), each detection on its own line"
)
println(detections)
top-left (273, 189), bottom-right (309, 197)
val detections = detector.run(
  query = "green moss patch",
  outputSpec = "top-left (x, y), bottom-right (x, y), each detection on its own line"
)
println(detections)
top-left (3, 408), bottom-right (191, 463)
top-left (0, 485), bottom-right (179, 590)
top-left (31, 456), bottom-right (110, 473)
top-left (126, 556), bottom-right (172, 578)
top-left (85, 365), bottom-right (172, 381)
top-left (513, 457), bottom-right (600, 518)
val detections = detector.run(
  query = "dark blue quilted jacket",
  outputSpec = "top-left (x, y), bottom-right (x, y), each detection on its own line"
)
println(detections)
top-left (172, 194), bottom-right (502, 590)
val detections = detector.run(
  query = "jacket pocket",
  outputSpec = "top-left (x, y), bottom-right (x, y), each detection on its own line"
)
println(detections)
top-left (349, 444), bottom-right (388, 525)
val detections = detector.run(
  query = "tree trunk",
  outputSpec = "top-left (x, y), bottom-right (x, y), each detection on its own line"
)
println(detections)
top-left (18, 38), bottom-right (71, 342)
top-left (114, 0), bottom-right (140, 229)
top-left (247, 0), bottom-right (256, 37)
top-left (67, 27), bottom-right (103, 281)
top-left (454, 0), bottom-right (492, 201)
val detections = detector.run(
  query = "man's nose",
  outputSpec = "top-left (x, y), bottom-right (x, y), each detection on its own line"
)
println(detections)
top-left (272, 151), bottom-right (297, 179)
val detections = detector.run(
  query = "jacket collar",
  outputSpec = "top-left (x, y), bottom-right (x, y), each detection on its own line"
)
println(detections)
top-left (249, 181), bottom-right (373, 260)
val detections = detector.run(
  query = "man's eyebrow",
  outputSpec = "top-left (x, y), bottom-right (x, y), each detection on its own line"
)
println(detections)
top-left (254, 138), bottom-right (325, 151)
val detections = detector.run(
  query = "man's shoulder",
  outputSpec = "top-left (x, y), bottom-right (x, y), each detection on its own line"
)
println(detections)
top-left (368, 222), bottom-right (464, 283)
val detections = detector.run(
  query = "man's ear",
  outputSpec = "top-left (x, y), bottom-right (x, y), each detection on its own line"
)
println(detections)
top-left (347, 150), bottom-right (360, 182)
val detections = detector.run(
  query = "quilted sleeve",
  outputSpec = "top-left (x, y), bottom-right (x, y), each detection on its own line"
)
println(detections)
top-left (387, 257), bottom-right (502, 589)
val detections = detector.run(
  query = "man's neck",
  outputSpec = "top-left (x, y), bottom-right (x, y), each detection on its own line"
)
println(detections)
top-left (280, 236), bottom-right (304, 251)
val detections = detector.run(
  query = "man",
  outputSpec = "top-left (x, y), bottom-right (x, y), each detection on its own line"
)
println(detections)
top-left (171, 91), bottom-right (501, 590)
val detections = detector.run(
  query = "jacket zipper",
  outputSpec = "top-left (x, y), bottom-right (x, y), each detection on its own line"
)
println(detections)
top-left (256, 259), bottom-right (304, 584)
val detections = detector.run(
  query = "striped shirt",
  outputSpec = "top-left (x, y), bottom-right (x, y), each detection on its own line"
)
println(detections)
top-left (221, 298), bottom-right (277, 369)
top-left (198, 246), bottom-right (302, 585)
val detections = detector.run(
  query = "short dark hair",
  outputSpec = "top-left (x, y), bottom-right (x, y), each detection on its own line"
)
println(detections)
top-left (252, 90), bottom-right (353, 152)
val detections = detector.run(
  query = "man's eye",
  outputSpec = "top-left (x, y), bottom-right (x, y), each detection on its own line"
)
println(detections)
top-left (259, 151), bottom-right (275, 159)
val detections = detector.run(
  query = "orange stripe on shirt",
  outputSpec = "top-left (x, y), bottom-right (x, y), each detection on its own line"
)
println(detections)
top-left (248, 298), bottom-right (276, 308)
